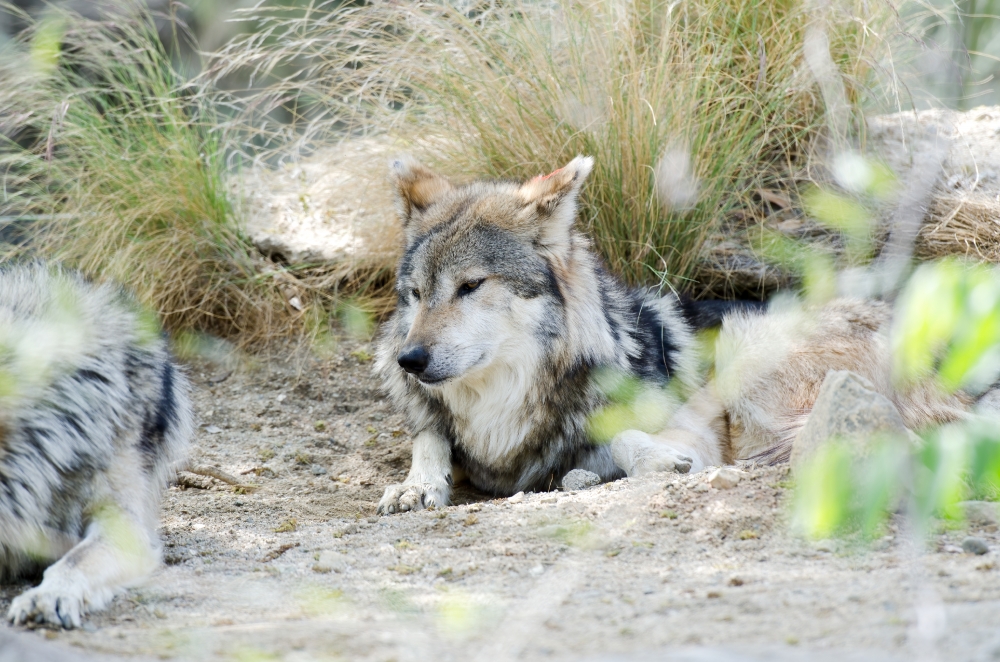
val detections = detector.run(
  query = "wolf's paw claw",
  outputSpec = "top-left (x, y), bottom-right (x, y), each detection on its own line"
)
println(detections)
top-left (377, 482), bottom-right (449, 515)
top-left (8, 587), bottom-right (84, 629)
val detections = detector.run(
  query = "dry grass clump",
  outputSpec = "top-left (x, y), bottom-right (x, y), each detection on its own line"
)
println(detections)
top-left (0, 6), bottom-right (348, 348)
top-left (212, 0), bottom-right (888, 289)
top-left (916, 193), bottom-right (1000, 263)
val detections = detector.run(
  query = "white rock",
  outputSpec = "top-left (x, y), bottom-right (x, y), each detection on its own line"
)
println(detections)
top-left (961, 500), bottom-right (1000, 526)
top-left (312, 550), bottom-right (347, 574)
top-left (508, 491), bottom-right (525, 504)
top-left (707, 467), bottom-right (743, 490)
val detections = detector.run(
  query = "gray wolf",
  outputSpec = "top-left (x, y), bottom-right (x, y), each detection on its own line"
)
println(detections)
top-left (1, 263), bottom-right (191, 628)
top-left (374, 156), bottom-right (982, 515)
top-left (374, 155), bottom-right (745, 514)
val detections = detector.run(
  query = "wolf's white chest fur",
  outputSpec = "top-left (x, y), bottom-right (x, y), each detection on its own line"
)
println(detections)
top-left (438, 354), bottom-right (540, 467)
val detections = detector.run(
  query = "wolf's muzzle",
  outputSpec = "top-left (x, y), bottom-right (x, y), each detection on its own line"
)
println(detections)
top-left (397, 346), bottom-right (430, 375)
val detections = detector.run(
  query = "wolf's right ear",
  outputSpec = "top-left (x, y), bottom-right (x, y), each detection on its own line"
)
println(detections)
top-left (389, 156), bottom-right (453, 228)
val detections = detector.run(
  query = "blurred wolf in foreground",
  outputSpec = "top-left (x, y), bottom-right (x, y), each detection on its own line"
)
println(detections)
top-left (375, 156), bottom-right (978, 515)
top-left (1, 263), bottom-right (191, 628)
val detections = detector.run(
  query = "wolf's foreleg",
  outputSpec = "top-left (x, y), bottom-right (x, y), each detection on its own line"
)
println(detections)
top-left (7, 502), bottom-right (158, 629)
top-left (612, 386), bottom-right (727, 476)
top-left (377, 430), bottom-right (452, 515)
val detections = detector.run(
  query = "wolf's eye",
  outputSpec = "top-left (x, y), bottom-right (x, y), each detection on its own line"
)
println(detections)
top-left (457, 279), bottom-right (485, 296)
top-left (411, 288), bottom-right (421, 300)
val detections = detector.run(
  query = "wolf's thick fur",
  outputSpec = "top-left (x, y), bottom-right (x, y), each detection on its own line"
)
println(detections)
top-left (649, 297), bottom-right (972, 470)
top-left (375, 156), bottom-right (711, 513)
top-left (0, 263), bottom-right (191, 628)
top-left (374, 156), bottom-right (984, 515)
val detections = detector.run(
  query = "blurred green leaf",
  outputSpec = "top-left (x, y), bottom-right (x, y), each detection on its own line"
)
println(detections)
top-left (30, 16), bottom-right (65, 76)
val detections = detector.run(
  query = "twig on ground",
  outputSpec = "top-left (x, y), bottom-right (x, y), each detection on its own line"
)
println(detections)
top-left (177, 461), bottom-right (257, 490)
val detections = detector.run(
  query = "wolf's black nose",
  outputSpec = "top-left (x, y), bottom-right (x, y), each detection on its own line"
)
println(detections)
top-left (397, 346), bottom-right (430, 375)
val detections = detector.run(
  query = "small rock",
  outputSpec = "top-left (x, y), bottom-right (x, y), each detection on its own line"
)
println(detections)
top-left (313, 550), bottom-right (347, 573)
top-left (961, 501), bottom-right (1000, 526)
top-left (528, 564), bottom-right (545, 577)
top-left (814, 539), bottom-right (835, 553)
top-left (310, 464), bottom-right (328, 476)
top-left (707, 467), bottom-right (742, 490)
top-left (962, 536), bottom-right (990, 555)
top-left (692, 483), bottom-right (711, 493)
top-left (332, 524), bottom-right (358, 538)
top-left (942, 544), bottom-right (963, 554)
top-left (562, 469), bottom-right (601, 491)
top-left (205, 425), bottom-right (222, 435)
top-left (508, 491), bottom-right (525, 504)
top-left (371, 413), bottom-right (385, 421)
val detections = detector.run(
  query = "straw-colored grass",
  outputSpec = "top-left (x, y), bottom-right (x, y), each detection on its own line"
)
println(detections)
top-left (212, 0), bottom-right (888, 290)
top-left (0, 6), bottom-right (372, 348)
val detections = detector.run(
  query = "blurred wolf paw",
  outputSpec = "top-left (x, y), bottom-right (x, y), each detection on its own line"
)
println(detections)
top-left (8, 582), bottom-right (86, 629)
top-left (611, 429), bottom-right (693, 476)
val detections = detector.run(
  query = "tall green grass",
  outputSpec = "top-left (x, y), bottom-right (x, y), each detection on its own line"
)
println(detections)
top-left (0, 6), bottom-right (308, 346)
top-left (212, 0), bottom-right (890, 290)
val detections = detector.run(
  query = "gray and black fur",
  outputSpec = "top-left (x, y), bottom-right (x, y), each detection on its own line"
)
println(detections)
top-left (1, 262), bottom-right (191, 628)
top-left (375, 156), bottom-right (704, 510)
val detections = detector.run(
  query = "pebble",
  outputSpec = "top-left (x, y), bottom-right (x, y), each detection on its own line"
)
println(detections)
top-left (692, 483), bottom-right (710, 493)
top-left (707, 467), bottom-right (742, 490)
top-left (528, 564), bottom-right (545, 577)
top-left (962, 536), bottom-right (990, 555)
top-left (562, 469), bottom-right (601, 491)
top-left (313, 550), bottom-right (347, 573)
top-left (205, 425), bottom-right (222, 435)
top-left (508, 492), bottom-right (525, 504)
top-left (310, 464), bottom-right (328, 476)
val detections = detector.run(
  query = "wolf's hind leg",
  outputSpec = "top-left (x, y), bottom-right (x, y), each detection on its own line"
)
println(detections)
top-left (7, 500), bottom-right (158, 629)
top-left (612, 386), bottom-right (728, 476)
top-left (378, 430), bottom-right (452, 515)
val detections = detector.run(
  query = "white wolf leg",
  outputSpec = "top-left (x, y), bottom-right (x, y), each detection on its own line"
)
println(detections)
top-left (612, 386), bottom-right (727, 476)
top-left (378, 430), bottom-right (452, 515)
top-left (7, 507), bottom-right (157, 629)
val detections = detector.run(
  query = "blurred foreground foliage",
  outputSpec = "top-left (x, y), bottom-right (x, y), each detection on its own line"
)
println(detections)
top-left (786, 153), bottom-right (1000, 542)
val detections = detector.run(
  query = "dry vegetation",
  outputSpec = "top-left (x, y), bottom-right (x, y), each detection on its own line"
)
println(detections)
top-left (213, 0), bottom-right (892, 291)
top-left (0, 0), bottom-right (949, 340)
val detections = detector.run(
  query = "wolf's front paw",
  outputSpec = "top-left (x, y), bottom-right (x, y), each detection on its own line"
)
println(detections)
top-left (8, 584), bottom-right (85, 629)
top-left (611, 430), bottom-right (693, 476)
top-left (377, 482), bottom-right (450, 515)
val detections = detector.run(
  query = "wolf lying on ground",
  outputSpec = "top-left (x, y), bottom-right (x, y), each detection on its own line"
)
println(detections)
top-left (1, 263), bottom-right (191, 628)
top-left (375, 156), bottom-right (974, 514)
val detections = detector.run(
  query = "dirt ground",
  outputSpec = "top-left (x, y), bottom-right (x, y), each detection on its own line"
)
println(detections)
top-left (3, 338), bottom-right (1000, 662)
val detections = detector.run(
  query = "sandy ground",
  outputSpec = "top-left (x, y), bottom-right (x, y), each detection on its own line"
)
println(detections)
top-left (2, 339), bottom-right (1000, 662)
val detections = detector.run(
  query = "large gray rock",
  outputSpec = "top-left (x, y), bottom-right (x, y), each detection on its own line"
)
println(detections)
top-left (961, 500), bottom-right (1000, 526)
top-left (791, 370), bottom-right (911, 471)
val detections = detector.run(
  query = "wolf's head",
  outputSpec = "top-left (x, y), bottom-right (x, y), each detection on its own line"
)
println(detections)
top-left (385, 155), bottom-right (594, 386)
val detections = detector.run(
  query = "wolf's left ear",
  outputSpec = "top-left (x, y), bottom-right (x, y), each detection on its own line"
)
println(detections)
top-left (517, 155), bottom-right (594, 255)
top-left (389, 156), bottom-right (453, 226)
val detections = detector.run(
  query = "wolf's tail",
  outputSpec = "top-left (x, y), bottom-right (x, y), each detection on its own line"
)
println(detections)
top-left (678, 298), bottom-right (767, 330)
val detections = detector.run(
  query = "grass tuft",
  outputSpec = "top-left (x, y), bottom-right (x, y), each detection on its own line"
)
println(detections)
top-left (212, 0), bottom-right (889, 291)
top-left (0, 5), bottom-right (380, 348)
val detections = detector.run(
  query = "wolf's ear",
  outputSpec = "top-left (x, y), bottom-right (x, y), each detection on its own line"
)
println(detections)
top-left (517, 155), bottom-right (594, 255)
top-left (389, 156), bottom-right (453, 226)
